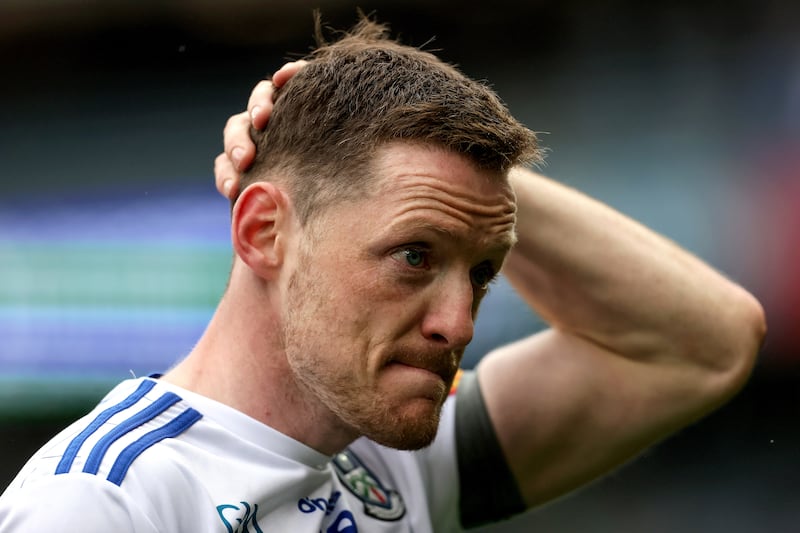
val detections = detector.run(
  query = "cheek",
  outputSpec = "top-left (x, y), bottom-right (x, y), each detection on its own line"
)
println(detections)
top-left (347, 278), bottom-right (425, 351)
top-left (313, 252), bottom-right (429, 341)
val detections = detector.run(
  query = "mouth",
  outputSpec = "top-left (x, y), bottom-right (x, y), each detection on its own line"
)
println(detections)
top-left (388, 351), bottom-right (458, 387)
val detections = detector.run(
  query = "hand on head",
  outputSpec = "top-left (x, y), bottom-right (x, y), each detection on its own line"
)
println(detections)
top-left (215, 60), bottom-right (307, 199)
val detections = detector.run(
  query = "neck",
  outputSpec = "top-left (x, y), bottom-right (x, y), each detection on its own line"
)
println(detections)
top-left (162, 268), bottom-right (357, 455)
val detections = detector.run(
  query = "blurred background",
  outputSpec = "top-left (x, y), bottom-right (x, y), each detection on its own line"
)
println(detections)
top-left (0, 0), bottom-right (797, 531)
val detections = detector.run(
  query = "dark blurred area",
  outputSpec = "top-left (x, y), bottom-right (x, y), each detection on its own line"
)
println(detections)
top-left (1, 1), bottom-right (798, 531)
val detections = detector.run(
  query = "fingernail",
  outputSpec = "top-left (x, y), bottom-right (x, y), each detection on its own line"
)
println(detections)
top-left (231, 147), bottom-right (245, 167)
top-left (223, 179), bottom-right (233, 198)
top-left (250, 106), bottom-right (262, 123)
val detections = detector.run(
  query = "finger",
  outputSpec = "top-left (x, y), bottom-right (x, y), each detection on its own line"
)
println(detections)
top-left (214, 152), bottom-right (240, 199)
top-left (247, 61), bottom-right (308, 131)
top-left (272, 60), bottom-right (308, 88)
top-left (223, 111), bottom-right (256, 172)
top-left (247, 80), bottom-right (276, 131)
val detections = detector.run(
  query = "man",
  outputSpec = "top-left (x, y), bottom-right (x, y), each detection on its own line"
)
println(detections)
top-left (0, 17), bottom-right (765, 532)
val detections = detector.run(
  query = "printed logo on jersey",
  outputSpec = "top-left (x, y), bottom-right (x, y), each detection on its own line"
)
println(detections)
top-left (217, 501), bottom-right (264, 533)
top-left (297, 491), bottom-right (359, 533)
top-left (297, 491), bottom-right (341, 515)
top-left (332, 449), bottom-right (405, 521)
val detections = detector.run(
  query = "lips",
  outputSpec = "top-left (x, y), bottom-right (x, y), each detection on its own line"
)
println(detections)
top-left (389, 350), bottom-right (459, 385)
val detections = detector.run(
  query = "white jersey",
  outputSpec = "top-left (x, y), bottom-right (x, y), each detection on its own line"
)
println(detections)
top-left (0, 377), bottom-right (463, 532)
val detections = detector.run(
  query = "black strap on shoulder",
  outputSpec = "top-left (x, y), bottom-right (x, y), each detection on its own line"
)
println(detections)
top-left (455, 370), bottom-right (526, 529)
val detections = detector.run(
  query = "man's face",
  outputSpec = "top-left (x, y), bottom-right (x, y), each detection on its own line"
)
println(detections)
top-left (281, 142), bottom-right (517, 450)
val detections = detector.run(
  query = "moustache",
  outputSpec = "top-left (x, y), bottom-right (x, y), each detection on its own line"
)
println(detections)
top-left (389, 349), bottom-right (460, 384)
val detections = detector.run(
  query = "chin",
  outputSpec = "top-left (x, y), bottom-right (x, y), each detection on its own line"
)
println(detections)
top-left (363, 399), bottom-right (443, 451)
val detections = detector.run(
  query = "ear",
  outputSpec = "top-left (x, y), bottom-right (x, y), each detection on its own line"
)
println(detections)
top-left (231, 182), bottom-right (293, 280)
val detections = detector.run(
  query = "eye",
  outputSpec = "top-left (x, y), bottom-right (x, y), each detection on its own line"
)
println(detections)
top-left (403, 249), bottom-right (425, 267)
top-left (470, 263), bottom-right (497, 290)
top-left (392, 247), bottom-right (430, 269)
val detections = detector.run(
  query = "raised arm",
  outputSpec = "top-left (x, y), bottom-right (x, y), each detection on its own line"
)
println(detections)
top-left (477, 167), bottom-right (766, 505)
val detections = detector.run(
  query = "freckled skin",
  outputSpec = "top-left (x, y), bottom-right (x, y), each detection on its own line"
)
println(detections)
top-left (282, 142), bottom-right (517, 450)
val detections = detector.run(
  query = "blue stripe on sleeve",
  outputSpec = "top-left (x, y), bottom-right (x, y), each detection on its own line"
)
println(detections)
top-left (106, 407), bottom-right (202, 486)
top-left (82, 392), bottom-right (182, 475)
top-left (55, 379), bottom-right (157, 475)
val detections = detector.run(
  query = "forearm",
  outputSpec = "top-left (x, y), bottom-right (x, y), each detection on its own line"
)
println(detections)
top-left (503, 167), bottom-right (765, 374)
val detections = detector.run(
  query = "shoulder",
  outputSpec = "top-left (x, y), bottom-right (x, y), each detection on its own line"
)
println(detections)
top-left (0, 473), bottom-right (159, 532)
top-left (454, 369), bottom-right (526, 528)
top-left (50, 378), bottom-right (203, 486)
top-left (3, 379), bottom-right (207, 503)
top-left (0, 378), bottom-right (219, 531)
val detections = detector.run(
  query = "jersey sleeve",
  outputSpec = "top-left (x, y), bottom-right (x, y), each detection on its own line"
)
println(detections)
top-left (0, 474), bottom-right (160, 533)
top-left (455, 370), bottom-right (526, 528)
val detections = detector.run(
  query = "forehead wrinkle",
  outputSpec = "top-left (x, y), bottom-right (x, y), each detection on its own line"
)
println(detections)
top-left (388, 180), bottom-right (516, 225)
top-left (390, 196), bottom-right (488, 231)
top-left (389, 195), bottom-right (516, 238)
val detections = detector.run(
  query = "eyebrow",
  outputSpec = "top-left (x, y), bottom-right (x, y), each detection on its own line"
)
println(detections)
top-left (497, 229), bottom-right (518, 252)
top-left (386, 219), bottom-right (517, 255)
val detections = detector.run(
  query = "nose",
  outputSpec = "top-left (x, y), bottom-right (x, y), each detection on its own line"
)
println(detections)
top-left (420, 276), bottom-right (475, 349)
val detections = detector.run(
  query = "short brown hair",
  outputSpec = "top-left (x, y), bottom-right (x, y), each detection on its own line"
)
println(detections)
top-left (243, 14), bottom-right (542, 224)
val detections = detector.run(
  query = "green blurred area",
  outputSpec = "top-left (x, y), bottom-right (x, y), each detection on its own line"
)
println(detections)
top-left (0, 243), bottom-right (229, 307)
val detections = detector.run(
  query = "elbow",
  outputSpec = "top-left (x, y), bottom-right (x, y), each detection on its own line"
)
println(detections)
top-left (715, 287), bottom-right (767, 397)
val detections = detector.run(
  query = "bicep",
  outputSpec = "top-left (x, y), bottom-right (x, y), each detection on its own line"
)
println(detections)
top-left (477, 328), bottom-right (718, 507)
